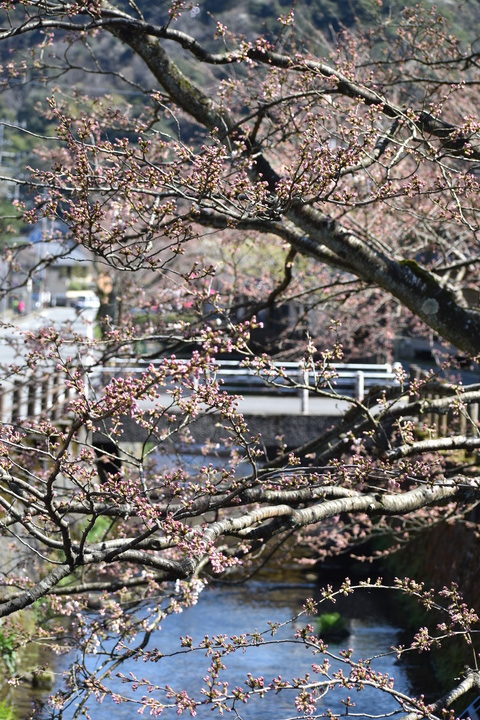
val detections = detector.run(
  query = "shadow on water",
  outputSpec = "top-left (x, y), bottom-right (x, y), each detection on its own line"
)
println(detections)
top-left (330, 585), bottom-right (442, 702)
top-left (0, 643), bottom-right (55, 720)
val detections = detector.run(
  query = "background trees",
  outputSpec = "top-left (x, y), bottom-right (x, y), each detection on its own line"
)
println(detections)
top-left (0, 1), bottom-right (480, 718)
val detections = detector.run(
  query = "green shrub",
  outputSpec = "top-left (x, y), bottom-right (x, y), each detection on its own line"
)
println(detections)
top-left (0, 632), bottom-right (16, 674)
top-left (0, 700), bottom-right (15, 720)
top-left (315, 612), bottom-right (350, 639)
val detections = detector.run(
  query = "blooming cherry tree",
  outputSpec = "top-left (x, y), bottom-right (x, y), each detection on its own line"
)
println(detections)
top-left (0, 2), bottom-right (479, 718)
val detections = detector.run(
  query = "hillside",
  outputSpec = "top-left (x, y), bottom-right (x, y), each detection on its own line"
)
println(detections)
top-left (143, 0), bottom-right (480, 46)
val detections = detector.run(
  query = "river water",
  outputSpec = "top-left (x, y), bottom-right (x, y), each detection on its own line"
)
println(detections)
top-left (17, 574), bottom-right (416, 720)
top-left (5, 449), bottom-right (419, 718)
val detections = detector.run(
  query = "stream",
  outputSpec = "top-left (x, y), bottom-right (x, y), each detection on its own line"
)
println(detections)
top-left (5, 449), bottom-right (429, 718)
top-left (12, 574), bottom-right (421, 720)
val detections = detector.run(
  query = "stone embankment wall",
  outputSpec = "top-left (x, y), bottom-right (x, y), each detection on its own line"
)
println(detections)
top-left (94, 413), bottom-right (334, 452)
top-left (388, 515), bottom-right (480, 687)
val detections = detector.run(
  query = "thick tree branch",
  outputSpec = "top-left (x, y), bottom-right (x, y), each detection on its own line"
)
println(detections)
top-left (385, 436), bottom-right (480, 460)
top-left (2, 5), bottom-right (479, 350)
top-left (8, 10), bottom-right (477, 161)
top-left (0, 565), bottom-right (72, 618)
top-left (193, 209), bottom-right (356, 273)
top-left (105, 27), bottom-right (480, 353)
top-left (401, 669), bottom-right (480, 720)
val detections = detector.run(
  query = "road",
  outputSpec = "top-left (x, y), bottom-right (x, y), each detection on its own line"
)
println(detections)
top-left (0, 306), bottom-right (97, 365)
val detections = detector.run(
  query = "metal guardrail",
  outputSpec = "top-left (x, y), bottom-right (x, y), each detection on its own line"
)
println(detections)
top-left (461, 695), bottom-right (480, 720)
top-left (95, 360), bottom-right (402, 414)
top-left (208, 360), bottom-right (399, 399)
top-left (0, 367), bottom-right (74, 424)
top-left (3, 360), bottom-right (480, 428)
top-left (0, 361), bottom-right (401, 423)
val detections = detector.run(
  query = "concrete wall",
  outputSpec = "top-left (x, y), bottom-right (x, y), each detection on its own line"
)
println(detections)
top-left (93, 412), bottom-right (336, 453)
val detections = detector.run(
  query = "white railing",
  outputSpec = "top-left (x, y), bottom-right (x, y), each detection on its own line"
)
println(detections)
top-left (0, 367), bottom-right (74, 424)
top-left (0, 361), bottom-right (401, 422)
top-left (206, 360), bottom-right (400, 401)
top-left (3, 360), bottom-right (480, 426)
top-left (95, 360), bottom-right (402, 415)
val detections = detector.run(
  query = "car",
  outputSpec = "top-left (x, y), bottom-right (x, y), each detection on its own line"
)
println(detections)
top-left (52, 294), bottom-right (69, 307)
top-left (73, 295), bottom-right (100, 310)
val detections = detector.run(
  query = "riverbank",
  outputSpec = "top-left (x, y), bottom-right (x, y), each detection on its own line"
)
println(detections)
top-left (383, 517), bottom-right (480, 702)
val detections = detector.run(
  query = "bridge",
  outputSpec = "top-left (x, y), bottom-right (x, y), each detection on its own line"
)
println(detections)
top-left (0, 360), bottom-right (402, 423)
top-left (95, 359), bottom-right (402, 416)
top-left (2, 358), bottom-right (480, 449)
top-left (0, 360), bottom-right (403, 447)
